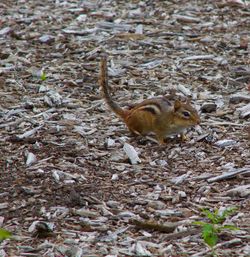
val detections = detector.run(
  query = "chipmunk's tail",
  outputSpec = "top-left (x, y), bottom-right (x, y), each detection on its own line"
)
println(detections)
top-left (99, 55), bottom-right (126, 119)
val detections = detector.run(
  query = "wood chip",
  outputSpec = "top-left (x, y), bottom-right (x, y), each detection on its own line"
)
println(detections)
top-left (123, 143), bottom-right (141, 164)
top-left (0, 1), bottom-right (249, 256)
top-left (207, 168), bottom-right (250, 183)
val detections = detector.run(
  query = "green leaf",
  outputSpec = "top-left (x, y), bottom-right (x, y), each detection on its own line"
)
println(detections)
top-left (214, 209), bottom-right (219, 216)
top-left (202, 223), bottom-right (213, 238)
top-left (0, 228), bottom-right (12, 241)
top-left (202, 209), bottom-right (218, 224)
top-left (40, 71), bottom-right (47, 81)
top-left (221, 225), bottom-right (239, 231)
top-left (202, 224), bottom-right (218, 247)
top-left (221, 207), bottom-right (237, 220)
top-left (213, 207), bottom-right (237, 224)
top-left (202, 207), bottom-right (238, 225)
top-left (192, 221), bottom-right (207, 226)
top-left (196, 207), bottom-right (239, 249)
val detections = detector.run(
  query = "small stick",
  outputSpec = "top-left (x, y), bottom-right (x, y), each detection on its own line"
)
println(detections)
top-left (207, 168), bottom-right (250, 183)
top-left (191, 238), bottom-right (242, 257)
top-left (162, 228), bottom-right (200, 240)
top-left (201, 122), bottom-right (247, 127)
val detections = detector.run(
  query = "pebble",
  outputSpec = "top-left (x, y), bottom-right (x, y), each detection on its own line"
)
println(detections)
top-left (39, 34), bottom-right (55, 43)
top-left (201, 102), bottom-right (217, 113)
top-left (106, 200), bottom-right (120, 209)
top-left (106, 138), bottom-right (115, 147)
top-left (76, 14), bottom-right (87, 22)
top-left (147, 200), bottom-right (166, 210)
top-left (26, 152), bottom-right (37, 166)
top-left (214, 139), bottom-right (237, 148)
top-left (157, 159), bottom-right (168, 166)
top-left (178, 191), bottom-right (187, 198)
top-left (123, 143), bottom-right (141, 165)
top-left (111, 173), bottom-right (119, 181)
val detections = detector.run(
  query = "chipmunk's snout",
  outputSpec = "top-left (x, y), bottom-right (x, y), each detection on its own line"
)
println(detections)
top-left (195, 116), bottom-right (201, 125)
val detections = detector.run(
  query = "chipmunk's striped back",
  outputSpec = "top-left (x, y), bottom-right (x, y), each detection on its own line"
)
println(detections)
top-left (99, 55), bottom-right (200, 144)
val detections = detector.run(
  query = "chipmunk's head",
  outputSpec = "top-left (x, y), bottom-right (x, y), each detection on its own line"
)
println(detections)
top-left (173, 100), bottom-right (200, 128)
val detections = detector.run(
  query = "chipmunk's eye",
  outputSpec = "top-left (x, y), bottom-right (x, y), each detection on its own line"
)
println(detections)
top-left (182, 111), bottom-right (190, 118)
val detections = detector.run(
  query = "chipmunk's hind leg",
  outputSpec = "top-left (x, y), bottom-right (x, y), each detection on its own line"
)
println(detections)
top-left (125, 112), bottom-right (147, 136)
top-left (156, 133), bottom-right (167, 145)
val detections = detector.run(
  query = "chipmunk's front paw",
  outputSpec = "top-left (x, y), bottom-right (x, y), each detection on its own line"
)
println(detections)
top-left (180, 133), bottom-right (189, 142)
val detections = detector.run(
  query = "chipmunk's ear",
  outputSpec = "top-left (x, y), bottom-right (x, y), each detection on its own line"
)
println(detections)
top-left (174, 99), bottom-right (182, 110)
top-left (186, 97), bottom-right (191, 104)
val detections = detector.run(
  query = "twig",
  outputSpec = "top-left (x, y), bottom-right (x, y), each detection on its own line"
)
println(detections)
top-left (0, 118), bottom-right (25, 129)
top-left (16, 125), bottom-right (43, 139)
top-left (201, 122), bottom-right (247, 127)
top-left (191, 238), bottom-right (242, 257)
top-left (131, 219), bottom-right (178, 233)
top-left (84, 101), bottom-right (103, 111)
top-left (162, 228), bottom-right (200, 240)
top-left (207, 168), bottom-right (250, 183)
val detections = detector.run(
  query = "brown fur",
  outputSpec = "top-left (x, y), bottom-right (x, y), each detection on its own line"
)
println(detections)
top-left (99, 55), bottom-right (200, 144)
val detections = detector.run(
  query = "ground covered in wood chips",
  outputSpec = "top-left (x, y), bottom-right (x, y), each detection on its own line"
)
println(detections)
top-left (0, 0), bottom-right (249, 256)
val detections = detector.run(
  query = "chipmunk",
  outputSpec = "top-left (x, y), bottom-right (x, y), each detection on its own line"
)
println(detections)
top-left (99, 55), bottom-right (200, 144)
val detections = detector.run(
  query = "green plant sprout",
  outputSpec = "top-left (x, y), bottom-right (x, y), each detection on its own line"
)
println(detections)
top-left (40, 70), bottom-right (47, 81)
top-left (0, 228), bottom-right (12, 242)
top-left (193, 207), bottom-right (239, 249)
